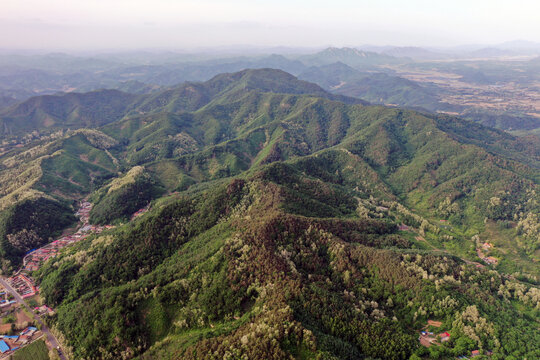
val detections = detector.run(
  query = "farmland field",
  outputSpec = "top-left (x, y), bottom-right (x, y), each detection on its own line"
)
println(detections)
top-left (11, 339), bottom-right (49, 360)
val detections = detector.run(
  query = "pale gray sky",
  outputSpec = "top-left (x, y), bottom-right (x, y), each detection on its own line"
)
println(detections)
top-left (2, 0), bottom-right (540, 50)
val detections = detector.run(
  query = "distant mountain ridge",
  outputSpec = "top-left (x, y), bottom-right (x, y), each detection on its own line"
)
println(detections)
top-left (0, 68), bottom-right (364, 138)
top-left (299, 47), bottom-right (404, 67)
top-left (298, 62), bottom-right (360, 88)
top-left (297, 62), bottom-right (456, 114)
top-left (2, 47), bottom-right (537, 135)
top-left (0, 96), bottom-right (17, 110)
top-left (0, 89), bottom-right (139, 136)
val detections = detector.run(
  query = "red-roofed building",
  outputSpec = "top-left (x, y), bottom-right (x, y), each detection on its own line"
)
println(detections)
top-left (471, 349), bottom-right (481, 357)
top-left (438, 332), bottom-right (450, 342)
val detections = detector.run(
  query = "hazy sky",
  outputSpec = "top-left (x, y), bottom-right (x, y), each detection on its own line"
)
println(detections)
top-left (2, 0), bottom-right (540, 50)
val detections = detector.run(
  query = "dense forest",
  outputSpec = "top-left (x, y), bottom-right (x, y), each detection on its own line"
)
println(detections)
top-left (36, 166), bottom-right (540, 359)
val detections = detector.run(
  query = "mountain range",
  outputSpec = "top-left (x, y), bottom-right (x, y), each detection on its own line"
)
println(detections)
top-left (0, 68), bottom-right (538, 359)
top-left (4, 46), bottom-right (539, 136)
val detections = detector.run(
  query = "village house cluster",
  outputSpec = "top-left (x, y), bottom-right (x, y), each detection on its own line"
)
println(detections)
top-left (75, 200), bottom-right (92, 224)
top-left (0, 200), bottom-right (147, 358)
top-left (418, 320), bottom-right (451, 347)
top-left (34, 305), bottom-right (53, 316)
top-left (6, 275), bottom-right (35, 299)
top-left (0, 196), bottom-right (154, 360)
top-left (0, 326), bottom-right (39, 356)
top-left (477, 242), bottom-right (498, 265)
top-left (23, 201), bottom-right (114, 273)
top-left (0, 289), bottom-right (15, 310)
top-left (419, 329), bottom-right (451, 346)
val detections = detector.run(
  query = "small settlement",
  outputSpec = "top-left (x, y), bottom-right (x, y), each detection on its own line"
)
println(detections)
top-left (131, 205), bottom-right (149, 220)
top-left (0, 326), bottom-right (40, 357)
top-left (22, 201), bottom-right (114, 273)
top-left (418, 319), bottom-right (451, 347)
top-left (419, 330), bottom-right (451, 347)
top-left (0, 200), bottom-right (148, 358)
top-left (34, 305), bottom-right (54, 316)
top-left (419, 320), bottom-right (490, 359)
top-left (0, 201), bottom-right (106, 358)
top-left (6, 275), bottom-right (36, 299)
top-left (0, 284), bottom-right (47, 359)
top-left (0, 287), bottom-right (15, 310)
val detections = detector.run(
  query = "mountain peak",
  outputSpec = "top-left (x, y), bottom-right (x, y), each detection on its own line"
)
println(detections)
top-left (320, 47), bottom-right (373, 57)
top-left (206, 68), bottom-right (360, 102)
top-left (300, 47), bottom-right (401, 67)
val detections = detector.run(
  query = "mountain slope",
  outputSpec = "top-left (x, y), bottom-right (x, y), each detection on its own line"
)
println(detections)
top-left (0, 95), bottom-right (18, 110)
top-left (2, 69), bottom-right (538, 267)
top-left (37, 163), bottom-right (540, 359)
top-left (0, 129), bottom-right (120, 268)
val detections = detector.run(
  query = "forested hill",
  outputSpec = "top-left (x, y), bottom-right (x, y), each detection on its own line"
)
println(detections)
top-left (37, 163), bottom-right (540, 359)
top-left (0, 68), bottom-right (538, 359)
top-left (0, 89), bottom-right (138, 136)
top-left (0, 68), bottom-right (363, 138)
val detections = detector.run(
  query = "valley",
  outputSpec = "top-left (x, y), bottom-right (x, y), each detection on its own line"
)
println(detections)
top-left (0, 201), bottom-right (105, 359)
top-left (384, 61), bottom-right (540, 128)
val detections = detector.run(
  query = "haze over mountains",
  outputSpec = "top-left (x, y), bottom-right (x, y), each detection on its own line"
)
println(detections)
top-left (2, 44), bottom-right (540, 134)
top-left (0, 45), bottom-right (539, 359)
top-left (3, 0), bottom-right (540, 358)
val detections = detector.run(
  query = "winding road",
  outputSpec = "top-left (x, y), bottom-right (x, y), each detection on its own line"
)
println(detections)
top-left (0, 277), bottom-right (65, 360)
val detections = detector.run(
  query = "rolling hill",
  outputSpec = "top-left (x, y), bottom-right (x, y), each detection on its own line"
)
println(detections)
top-left (331, 72), bottom-right (449, 111)
top-left (298, 62), bottom-right (361, 89)
top-left (0, 89), bottom-right (139, 136)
